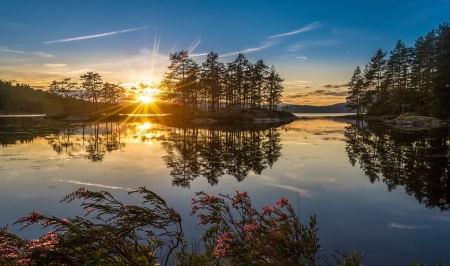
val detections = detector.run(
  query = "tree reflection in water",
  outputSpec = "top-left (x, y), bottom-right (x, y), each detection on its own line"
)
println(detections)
top-left (344, 122), bottom-right (450, 211)
top-left (46, 122), bottom-right (124, 162)
top-left (161, 126), bottom-right (282, 188)
top-left (0, 118), bottom-right (285, 188)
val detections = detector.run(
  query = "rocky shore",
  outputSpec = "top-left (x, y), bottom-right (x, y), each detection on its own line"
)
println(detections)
top-left (384, 115), bottom-right (447, 129)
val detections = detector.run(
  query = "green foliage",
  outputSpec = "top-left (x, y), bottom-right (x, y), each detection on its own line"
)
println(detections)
top-left (346, 22), bottom-right (450, 118)
top-left (0, 187), bottom-right (182, 266)
top-left (0, 79), bottom-right (95, 115)
top-left (189, 191), bottom-right (321, 265)
top-left (0, 188), bottom-right (444, 265)
top-left (159, 52), bottom-right (285, 113)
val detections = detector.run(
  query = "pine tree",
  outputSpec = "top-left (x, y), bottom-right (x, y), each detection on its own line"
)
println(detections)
top-left (265, 66), bottom-right (284, 111)
top-left (200, 52), bottom-right (224, 112)
top-left (346, 66), bottom-right (364, 116)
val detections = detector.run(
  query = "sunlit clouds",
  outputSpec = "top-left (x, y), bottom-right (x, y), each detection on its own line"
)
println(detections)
top-left (43, 64), bottom-right (67, 68)
top-left (284, 89), bottom-right (348, 106)
top-left (43, 26), bottom-right (152, 44)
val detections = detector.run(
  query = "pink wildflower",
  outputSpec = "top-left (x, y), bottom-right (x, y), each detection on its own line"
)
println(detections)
top-left (85, 208), bottom-right (94, 216)
top-left (276, 197), bottom-right (290, 208)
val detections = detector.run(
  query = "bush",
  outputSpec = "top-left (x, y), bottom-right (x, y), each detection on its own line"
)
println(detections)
top-left (0, 188), bottom-right (443, 265)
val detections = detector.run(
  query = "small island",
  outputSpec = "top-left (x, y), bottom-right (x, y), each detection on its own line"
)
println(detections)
top-left (0, 51), bottom-right (294, 127)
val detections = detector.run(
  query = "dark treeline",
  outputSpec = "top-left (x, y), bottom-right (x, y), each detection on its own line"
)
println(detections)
top-left (0, 80), bottom-right (92, 114)
top-left (346, 22), bottom-right (450, 118)
top-left (48, 72), bottom-right (124, 114)
top-left (0, 73), bottom-right (124, 114)
top-left (345, 124), bottom-right (450, 211)
top-left (159, 51), bottom-right (284, 112)
top-left (161, 126), bottom-right (282, 187)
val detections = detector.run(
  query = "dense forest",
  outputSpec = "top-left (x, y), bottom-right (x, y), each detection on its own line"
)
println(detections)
top-left (159, 51), bottom-right (284, 112)
top-left (346, 22), bottom-right (450, 118)
top-left (0, 80), bottom-right (93, 114)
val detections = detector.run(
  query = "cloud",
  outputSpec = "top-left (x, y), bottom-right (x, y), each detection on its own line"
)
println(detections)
top-left (187, 38), bottom-right (201, 53)
top-left (285, 90), bottom-right (348, 99)
top-left (323, 84), bottom-right (349, 88)
top-left (219, 43), bottom-right (273, 57)
top-left (44, 64), bottom-right (67, 68)
top-left (388, 223), bottom-right (431, 229)
top-left (43, 26), bottom-right (151, 44)
top-left (323, 84), bottom-right (341, 88)
top-left (0, 47), bottom-right (53, 57)
top-left (283, 80), bottom-right (311, 85)
top-left (288, 40), bottom-right (338, 51)
top-left (190, 52), bottom-right (209, 57)
top-left (269, 21), bottom-right (321, 38)
top-left (296, 56), bottom-right (307, 60)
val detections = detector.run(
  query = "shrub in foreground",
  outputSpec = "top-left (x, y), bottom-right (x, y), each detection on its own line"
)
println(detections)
top-left (0, 188), bottom-right (444, 265)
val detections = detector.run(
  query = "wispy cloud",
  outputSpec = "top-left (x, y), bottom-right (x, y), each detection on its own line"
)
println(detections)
top-left (285, 90), bottom-right (348, 99)
top-left (187, 38), bottom-right (201, 53)
top-left (220, 43), bottom-right (272, 57)
top-left (190, 52), bottom-right (209, 57)
top-left (388, 223), bottom-right (431, 229)
top-left (323, 84), bottom-right (346, 88)
top-left (296, 56), bottom-right (307, 60)
top-left (44, 64), bottom-right (66, 68)
top-left (54, 179), bottom-right (133, 191)
top-left (269, 22), bottom-right (321, 38)
top-left (288, 40), bottom-right (338, 51)
top-left (0, 47), bottom-right (53, 57)
top-left (283, 80), bottom-right (311, 85)
top-left (44, 26), bottom-right (152, 44)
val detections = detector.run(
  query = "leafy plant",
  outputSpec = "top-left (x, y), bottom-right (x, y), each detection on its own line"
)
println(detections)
top-left (0, 187), bottom-right (182, 266)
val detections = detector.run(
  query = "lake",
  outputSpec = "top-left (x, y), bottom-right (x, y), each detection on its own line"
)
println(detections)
top-left (0, 116), bottom-right (449, 265)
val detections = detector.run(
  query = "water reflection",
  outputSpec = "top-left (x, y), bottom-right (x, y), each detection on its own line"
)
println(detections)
top-left (344, 123), bottom-right (450, 211)
top-left (44, 123), bottom-right (124, 162)
top-left (0, 119), bottom-right (284, 187)
top-left (161, 127), bottom-right (282, 187)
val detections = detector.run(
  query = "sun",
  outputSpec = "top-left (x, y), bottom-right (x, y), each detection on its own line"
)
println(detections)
top-left (137, 95), bottom-right (154, 104)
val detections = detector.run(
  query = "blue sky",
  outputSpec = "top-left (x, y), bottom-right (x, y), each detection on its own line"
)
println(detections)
top-left (0, 0), bottom-right (449, 105)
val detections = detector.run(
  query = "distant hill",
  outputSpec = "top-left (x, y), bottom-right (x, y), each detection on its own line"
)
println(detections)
top-left (281, 103), bottom-right (351, 113)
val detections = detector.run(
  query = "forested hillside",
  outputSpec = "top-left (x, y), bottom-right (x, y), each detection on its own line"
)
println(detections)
top-left (346, 22), bottom-right (450, 118)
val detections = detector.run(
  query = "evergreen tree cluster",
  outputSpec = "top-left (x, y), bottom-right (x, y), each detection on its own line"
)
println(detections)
top-left (346, 22), bottom-right (450, 118)
top-left (159, 51), bottom-right (284, 112)
top-left (50, 72), bottom-right (124, 113)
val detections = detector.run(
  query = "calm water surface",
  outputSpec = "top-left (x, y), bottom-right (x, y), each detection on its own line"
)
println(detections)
top-left (0, 117), bottom-right (449, 265)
